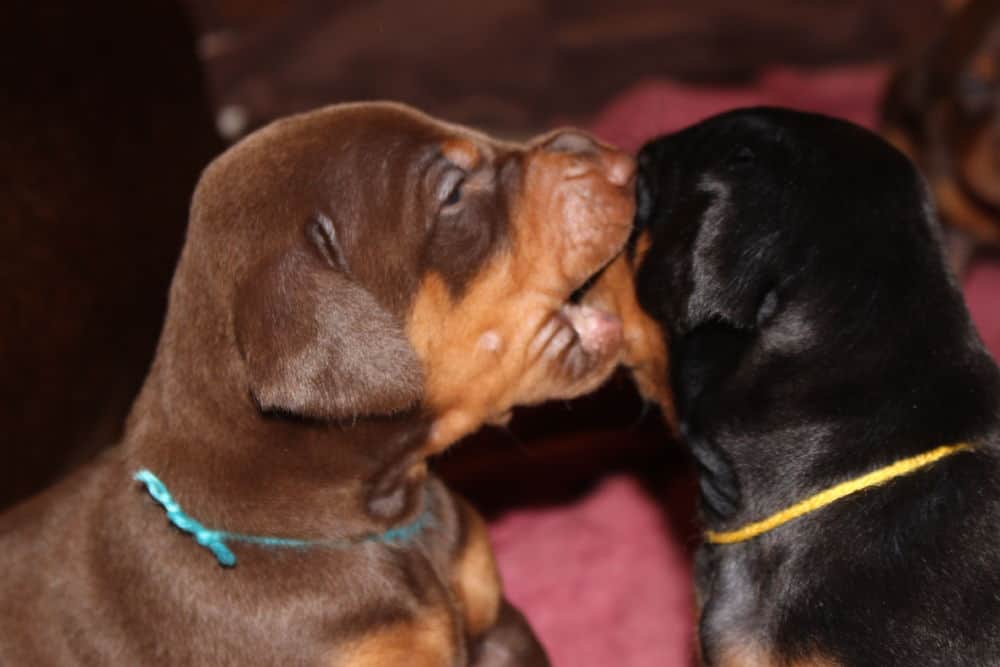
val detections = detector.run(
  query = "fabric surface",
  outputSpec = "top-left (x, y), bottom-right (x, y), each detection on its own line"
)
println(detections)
top-left (489, 66), bottom-right (1000, 667)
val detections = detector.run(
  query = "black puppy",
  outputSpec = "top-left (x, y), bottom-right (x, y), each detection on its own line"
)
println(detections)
top-left (632, 108), bottom-right (1000, 666)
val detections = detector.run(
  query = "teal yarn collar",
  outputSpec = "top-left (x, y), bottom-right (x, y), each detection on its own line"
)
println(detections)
top-left (134, 469), bottom-right (432, 568)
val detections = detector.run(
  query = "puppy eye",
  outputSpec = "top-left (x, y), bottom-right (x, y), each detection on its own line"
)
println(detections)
top-left (438, 170), bottom-right (466, 211)
top-left (444, 181), bottom-right (463, 206)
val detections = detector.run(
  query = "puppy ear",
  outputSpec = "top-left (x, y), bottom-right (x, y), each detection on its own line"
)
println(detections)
top-left (234, 240), bottom-right (423, 421)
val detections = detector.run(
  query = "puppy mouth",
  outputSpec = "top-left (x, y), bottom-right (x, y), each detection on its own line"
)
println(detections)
top-left (559, 302), bottom-right (622, 356)
top-left (533, 283), bottom-right (623, 383)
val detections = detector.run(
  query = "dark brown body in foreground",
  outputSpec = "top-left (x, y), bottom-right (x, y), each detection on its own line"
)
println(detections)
top-left (0, 102), bottom-right (635, 665)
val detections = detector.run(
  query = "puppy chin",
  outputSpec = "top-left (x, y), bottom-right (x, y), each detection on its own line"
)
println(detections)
top-left (561, 303), bottom-right (623, 355)
top-left (525, 303), bottom-right (624, 402)
top-left (579, 248), bottom-right (677, 429)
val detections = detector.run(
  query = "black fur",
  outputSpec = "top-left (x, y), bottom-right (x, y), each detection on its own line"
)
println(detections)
top-left (635, 107), bottom-right (1000, 666)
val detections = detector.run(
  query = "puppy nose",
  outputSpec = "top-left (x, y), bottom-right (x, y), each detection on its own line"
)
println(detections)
top-left (545, 130), bottom-right (599, 154)
top-left (545, 130), bottom-right (636, 187)
top-left (603, 151), bottom-right (636, 187)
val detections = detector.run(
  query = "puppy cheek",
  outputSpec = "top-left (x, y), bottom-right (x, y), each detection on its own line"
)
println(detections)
top-left (626, 319), bottom-right (675, 429)
top-left (406, 270), bottom-right (540, 448)
top-left (584, 248), bottom-right (677, 426)
top-left (552, 184), bottom-right (634, 286)
top-left (504, 305), bottom-right (622, 408)
top-left (519, 157), bottom-right (633, 292)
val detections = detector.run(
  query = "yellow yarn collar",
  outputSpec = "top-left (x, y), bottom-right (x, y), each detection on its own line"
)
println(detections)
top-left (705, 443), bottom-right (973, 545)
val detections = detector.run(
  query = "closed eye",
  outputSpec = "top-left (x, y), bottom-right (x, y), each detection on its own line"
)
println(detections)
top-left (438, 169), bottom-right (466, 212)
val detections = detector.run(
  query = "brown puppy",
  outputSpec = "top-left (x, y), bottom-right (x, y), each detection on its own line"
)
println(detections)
top-left (0, 102), bottom-right (634, 666)
top-left (881, 0), bottom-right (1000, 272)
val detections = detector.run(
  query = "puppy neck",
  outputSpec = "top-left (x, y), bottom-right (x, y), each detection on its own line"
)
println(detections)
top-left (678, 311), bottom-right (1000, 537)
top-left (122, 358), bottom-right (438, 539)
top-left (693, 384), bottom-right (1000, 546)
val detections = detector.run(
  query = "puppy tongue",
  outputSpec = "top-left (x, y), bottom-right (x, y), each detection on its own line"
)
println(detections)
top-left (561, 303), bottom-right (622, 354)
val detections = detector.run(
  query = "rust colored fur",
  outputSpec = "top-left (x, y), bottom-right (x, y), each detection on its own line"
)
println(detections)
top-left (881, 0), bottom-right (1000, 271)
top-left (586, 230), bottom-right (675, 427)
top-left (0, 102), bottom-right (634, 666)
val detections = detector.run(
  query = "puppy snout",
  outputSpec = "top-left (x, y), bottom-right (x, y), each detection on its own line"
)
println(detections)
top-left (546, 130), bottom-right (636, 187)
top-left (603, 151), bottom-right (636, 187)
top-left (545, 129), bottom-right (599, 154)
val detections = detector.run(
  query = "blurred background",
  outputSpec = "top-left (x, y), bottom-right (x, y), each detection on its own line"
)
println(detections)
top-left (3, 1), bottom-right (998, 665)
top-left (188, 0), bottom-right (941, 139)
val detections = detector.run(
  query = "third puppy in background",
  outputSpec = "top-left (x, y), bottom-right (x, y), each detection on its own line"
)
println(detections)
top-left (882, 0), bottom-right (1000, 272)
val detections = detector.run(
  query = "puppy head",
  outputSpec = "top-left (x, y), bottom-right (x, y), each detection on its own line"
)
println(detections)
top-left (170, 102), bottom-right (632, 449)
top-left (407, 127), bottom-right (636, 449)
top-left (629, 108), bottom-right (958, 418)
top-left (882, 0), bottom-right (1000, 248)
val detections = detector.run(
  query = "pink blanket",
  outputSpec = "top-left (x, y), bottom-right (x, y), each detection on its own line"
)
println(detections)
top-left (489, 66), bottom-right (1000, 667)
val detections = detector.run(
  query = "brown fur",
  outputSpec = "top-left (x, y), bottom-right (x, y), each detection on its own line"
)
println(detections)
top-left (337, 608), bottom-right (456, 666)
top-left (934, 178), bottom-right (1000, 242)
top-left (716, 645), bottom-right (779, 667)
top-left (881, 0), bottom-right (1000, 271)
top-left (409, 136), bottom-right (635, 449)
top-left (716, 644), bottom-right (840, 667)
top-left (0, 102), bottom-right (634, 665)
top-left (450, 498), bottom-right (503, 638)
top-left (586, 231), bottom-right (675, 426)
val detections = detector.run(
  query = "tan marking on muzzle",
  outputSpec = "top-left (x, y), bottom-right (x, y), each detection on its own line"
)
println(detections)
top-left (586, 231), bottom-right (676, 429)
top-left (407, 138), bottom-right (634, 451)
